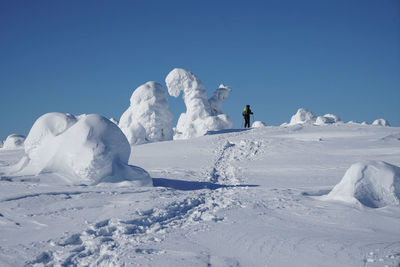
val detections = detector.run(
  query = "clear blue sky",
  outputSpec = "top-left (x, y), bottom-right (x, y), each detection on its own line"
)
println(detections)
top-left (1, 0), bottom-right (399, 140)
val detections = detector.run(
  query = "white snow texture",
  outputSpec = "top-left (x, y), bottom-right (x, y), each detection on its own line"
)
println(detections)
top-left (4, 112), bottom-right (151, 185)
top-left (166, 68), bottom-right (232, 139)
top-left (119, 81), bottom-right (174, 145)
top-left (1, 134), bottom-right (25, 150)
top-left (322, 161), bottom-right (400, 208)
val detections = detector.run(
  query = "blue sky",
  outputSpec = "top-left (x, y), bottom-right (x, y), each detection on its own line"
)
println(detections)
top-left (0, 0), bottom-right (399, 140)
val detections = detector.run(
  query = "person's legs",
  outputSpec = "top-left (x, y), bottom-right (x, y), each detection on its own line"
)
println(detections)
top-left (245, 116), bottom-right (250, 128)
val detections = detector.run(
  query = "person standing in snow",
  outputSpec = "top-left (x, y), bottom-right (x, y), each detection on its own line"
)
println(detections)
top-left (242, 105), bottom-right (253, 128)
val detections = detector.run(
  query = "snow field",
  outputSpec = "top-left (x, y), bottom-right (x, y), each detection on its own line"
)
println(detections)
top-left (0, 124), bottom-right (400, 266)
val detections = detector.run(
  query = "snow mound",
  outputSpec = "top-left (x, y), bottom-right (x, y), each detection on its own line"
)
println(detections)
top-left (4, 112), bottom-right (151, 185)
top-left (119, 81), bottom-right (174, 145)
top-left (166, 68), bottom-right (232, 139)
top-left (347, 120), bottom-right (359, 124)
top-left (321, 161), bottom-right (400, 208)
top-left (372, 118), bottom-right (390, 127)
top-left (252, 121), bottom-right (266, 128)
top-left (1, 134), bottom-right (26, 150)
top-left (315, 114), bottom-right (341, 125)
top-left (361, 121), bottom-right (368, 125)
top-left (289, 108), bottom-right (316, 125)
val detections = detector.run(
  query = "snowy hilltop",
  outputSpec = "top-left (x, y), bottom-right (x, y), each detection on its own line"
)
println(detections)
top-left (0, 112), bottom-right (151, 185)
top-left (119, 81), bottom-right (174, 145)
top-left (166, 68), bottom-right (232, 139)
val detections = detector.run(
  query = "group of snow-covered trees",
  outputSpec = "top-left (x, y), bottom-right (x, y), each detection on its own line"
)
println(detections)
top-left (119, 68), bottom-right (232, 145)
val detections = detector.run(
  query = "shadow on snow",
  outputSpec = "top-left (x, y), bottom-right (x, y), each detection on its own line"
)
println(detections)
top-left (205, 128), bottom-right (250, 135)
top-left (152, 178), bottom-right (259, 191)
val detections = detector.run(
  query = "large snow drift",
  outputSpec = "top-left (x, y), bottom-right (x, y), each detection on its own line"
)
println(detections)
top-left (166, 68), bottom-right (232, 139)
top-left (321, 161), bottom-right (400, 208)
top-left (119, 81), bottom-right (174, 145)
top-left (1, 134), bottom-right (25, 150)
top-left (3, 113), bottom-right (151, 185)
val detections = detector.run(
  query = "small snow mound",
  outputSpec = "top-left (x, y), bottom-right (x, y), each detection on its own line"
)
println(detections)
top-left (252, 121), bottom-right (266, 128)
top-left (347, 120), bottom-right (359, 124)
top-left (321, 161), bottom-right (400, 208)
top-left (361, 121), bottom-right (368, 125)
top-left (5, 112), bottom-right (151, 185)
top-left (166, 68), bottom-right (232, 139)
top-left (289, 108), bottom-right (316, 125)
top-left (2, 134), bottom-right (26, 150)
top-left (372, 118), bottom-right (390, 127)
top-left (119, 81), bottom-right (173, 145)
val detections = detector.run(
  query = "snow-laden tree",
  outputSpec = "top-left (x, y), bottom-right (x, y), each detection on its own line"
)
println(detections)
top-left (209, 84), bottom-right (232, 116)
top-left (119, 81), bottom-right (174, 145)
top-left (166, 68), bottom-right (232, 139)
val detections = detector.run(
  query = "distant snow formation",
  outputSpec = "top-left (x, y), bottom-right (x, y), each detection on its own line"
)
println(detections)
top-left (372, 118), bottom-right (390, 127)
top-left (315, 114), bottom-right (341, 125)
top-left (321, 161), bottom-right (400, 208)
top-left (119, 81), bottom-right (174, 145)
top-left (3, 113), bottom-right (151, 185)
top-left (166, 68), bottom-right (232, 139)
top-left (289, 108), bottom-right (316, 125)
top-left (209, 84), bottom-right (232, 115)
top-left (252, 121), bottom-right (266, 128)
top-left (1, 134), bottom-right (25, 150)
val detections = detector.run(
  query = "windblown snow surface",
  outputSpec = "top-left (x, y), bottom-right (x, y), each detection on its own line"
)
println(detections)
top-left (0, 124), bottom-right (400, 266)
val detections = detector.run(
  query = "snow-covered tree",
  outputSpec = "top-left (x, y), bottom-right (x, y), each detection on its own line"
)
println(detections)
top-left (209, 84), bottom-right (232, 116)
top-left (119, 81), bottom-right (174, 145)
top-left (166, 68), bottom-right (232, 139)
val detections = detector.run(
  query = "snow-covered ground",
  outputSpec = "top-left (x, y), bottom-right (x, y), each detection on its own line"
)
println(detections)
top-left (1, 124), bottom-right (400, 266)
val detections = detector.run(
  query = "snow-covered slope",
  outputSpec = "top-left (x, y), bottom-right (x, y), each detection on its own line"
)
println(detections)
top-left (1, 124), bottom-right (400, 266)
